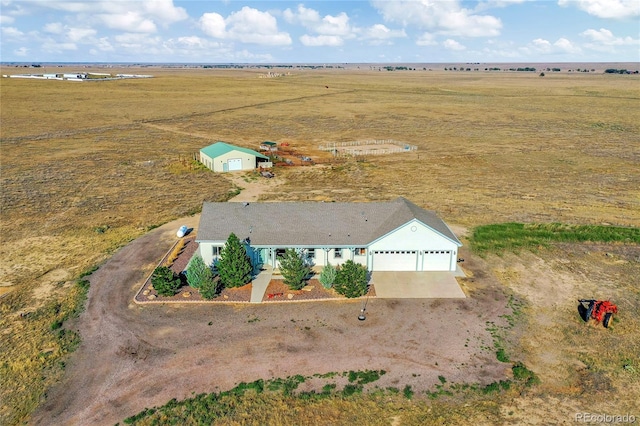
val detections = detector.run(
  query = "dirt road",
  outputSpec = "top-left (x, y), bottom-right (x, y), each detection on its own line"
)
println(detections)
top-left (30, 216), bottom-right (509, 425)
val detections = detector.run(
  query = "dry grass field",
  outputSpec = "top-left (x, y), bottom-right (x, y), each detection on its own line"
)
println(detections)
top-left (1, 66), bottom-right (639, 425)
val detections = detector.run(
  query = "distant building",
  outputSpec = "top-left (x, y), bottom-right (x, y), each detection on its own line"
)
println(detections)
top-left (259, 141), bottom-right (278, 152)
top-left (199, 141), bottom-right (271, 172)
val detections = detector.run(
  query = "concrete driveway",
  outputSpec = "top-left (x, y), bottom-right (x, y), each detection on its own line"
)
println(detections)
top-left (371, 271), bottom-right (466, 298)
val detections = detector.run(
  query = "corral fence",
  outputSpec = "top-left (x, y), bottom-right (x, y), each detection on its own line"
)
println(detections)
top-left (318, 139), bottom-right (417, 157)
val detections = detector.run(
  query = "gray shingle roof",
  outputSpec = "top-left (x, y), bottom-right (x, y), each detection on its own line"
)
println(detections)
top-left (196, 198), bottom-right (461, 247)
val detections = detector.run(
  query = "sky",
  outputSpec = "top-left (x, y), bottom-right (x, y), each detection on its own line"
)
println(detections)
top-left (0, 0), bottom-right (638, 63)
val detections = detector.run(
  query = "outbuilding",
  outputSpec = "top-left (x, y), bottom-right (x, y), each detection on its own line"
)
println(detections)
top-left (199, 141), bottom-right (271, 172)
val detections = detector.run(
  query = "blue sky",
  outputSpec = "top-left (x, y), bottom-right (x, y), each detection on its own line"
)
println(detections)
top-left (1, 0), bottom-right (638, 63)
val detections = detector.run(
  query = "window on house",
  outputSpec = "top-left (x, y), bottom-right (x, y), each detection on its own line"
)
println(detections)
top-left (355, 248), bottom-right (366, 256)
top-left (307, 248), bottom-right (315, 259)
top-left (212, 246), bottom-right (221, 257)
top-left (334, 248), bottom-right (342, 259)
top-left (276, 248), bottom-right (286, 258)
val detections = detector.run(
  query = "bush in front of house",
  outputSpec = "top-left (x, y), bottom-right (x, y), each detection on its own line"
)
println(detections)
top-left (278, 248), bottom-right (311, 290)
top-left (151, 266), bottom-right (182, 296)
top-left (186, 255), bottom-right (213, 289)
top-left (333, 260), bottom-right (368, 298)
top-left (199, 276), bottom-right (222, 300)
top-left (216, 233), bottom-right (253, 288)
top-left (319, 264), bottom-right (337, 289)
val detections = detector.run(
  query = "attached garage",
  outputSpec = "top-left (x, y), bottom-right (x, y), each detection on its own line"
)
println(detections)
top-left (368, 219), bottom-right (461, 272)
top-left (372, 250), bottom-right (418, 271)
top-left (422, 250), bottom-right (453, 271)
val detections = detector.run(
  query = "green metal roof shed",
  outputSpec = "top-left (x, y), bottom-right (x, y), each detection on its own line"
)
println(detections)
top-left (199, 141), bottom-right (270, 172)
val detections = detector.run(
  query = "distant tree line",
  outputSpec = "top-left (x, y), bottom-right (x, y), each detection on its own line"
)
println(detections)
top-left (604, 68), bottom-right (639, 74)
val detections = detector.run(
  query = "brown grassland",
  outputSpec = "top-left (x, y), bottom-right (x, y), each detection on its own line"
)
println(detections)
top-left (1, 67), bottom-right (639, 425)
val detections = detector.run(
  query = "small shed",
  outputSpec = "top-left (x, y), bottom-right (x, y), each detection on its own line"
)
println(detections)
top-left (200, 142), bottom-right (270, 172)
top-left (259, 141), bottom-right (278, 152)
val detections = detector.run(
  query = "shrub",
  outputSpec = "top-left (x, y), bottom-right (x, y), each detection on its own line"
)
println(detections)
top-left (278, 248), bottom-right (311, 290)
top-left (186, 255), bottom-right (213, 289)
top-left (199, 276), bottom-right (221, 300)
top-left (164, 239), bottom-right (185, 267)
top-left (333, 260), bottom-right (368, 298)
top-left (403, 385), bottom-right (414, 399)
top-left (216, 233), bottom-right (252, 288)
top-left (512, 362), bottom-right (540, 387)
top-left (151, 266), bottom-right (182, 296)
top-left (319, 264), bottom-right (337, 289)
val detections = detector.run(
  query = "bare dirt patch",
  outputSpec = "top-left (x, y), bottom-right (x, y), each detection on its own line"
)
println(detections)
top-left (30, 217), bottom-right (510, 426)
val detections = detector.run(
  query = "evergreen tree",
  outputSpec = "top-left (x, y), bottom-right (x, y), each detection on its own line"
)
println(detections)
top-left (278, 249), bottom-right (311, 290)
top-left (333, 260), bottom-right (368, 298)
top-left (319, 264), bottom-right (337, 289)
top-left (216, 233), bottom-right (252, 288)
top-left (151, 266), bottom-right (182, 296)
top-left (199, 276), bottom-right (221, 300)
top-left (186, 255), bottom-right (213, 289)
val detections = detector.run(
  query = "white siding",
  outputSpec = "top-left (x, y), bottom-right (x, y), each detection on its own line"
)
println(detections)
top-left (369, 220), bottom-right (458, 271)
top-left (200, 150), bottom-right (258, 172)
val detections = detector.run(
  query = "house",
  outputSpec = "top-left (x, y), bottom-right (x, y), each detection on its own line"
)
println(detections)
top-left (199, 141), bottom-right (271, 172)
top-left (196, 198), bottom-right (462, 272)
top-left (259, 141), bottom-right (278, 152)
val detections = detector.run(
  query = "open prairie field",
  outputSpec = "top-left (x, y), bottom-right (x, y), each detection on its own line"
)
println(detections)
top-left (1, 67), bottom-right (639, 425)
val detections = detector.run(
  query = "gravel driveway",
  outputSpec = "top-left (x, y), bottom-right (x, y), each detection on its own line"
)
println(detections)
top-left (30, 216), bottom-right (510, 426)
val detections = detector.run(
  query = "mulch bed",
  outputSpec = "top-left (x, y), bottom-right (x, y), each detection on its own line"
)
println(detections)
top-left (262, 279), bottom-right (340, 302)
top-left (169, 236), bottom-right (198, 274)
top-left (135, 236), bottom-right (375, 303)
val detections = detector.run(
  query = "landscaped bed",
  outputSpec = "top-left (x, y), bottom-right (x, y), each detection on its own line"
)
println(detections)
top-left (134, 238), bottom-right (374, 304)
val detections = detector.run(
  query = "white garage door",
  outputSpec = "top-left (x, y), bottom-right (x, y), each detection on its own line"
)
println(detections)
top-left (372, 250), bottom-right (417, 271)
top-left (423, 250), bottom-right (452, 271)
top-left (228, 158), bottom-right (242, 171)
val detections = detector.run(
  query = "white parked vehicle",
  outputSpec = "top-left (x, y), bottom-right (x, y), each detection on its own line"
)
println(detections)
top-left (177, 225), bottom-right (188, 238)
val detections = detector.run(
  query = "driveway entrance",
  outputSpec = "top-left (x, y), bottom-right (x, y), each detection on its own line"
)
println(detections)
top-left (371, 271), bottom-right (466, 298)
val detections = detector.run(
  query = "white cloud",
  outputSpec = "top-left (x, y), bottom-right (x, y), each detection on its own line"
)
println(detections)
top-left (361, 24), bottom-right (406, 44)
top-left (532, 38), bottom-right (553, 52)
top-left (29, 1), bottom-right (188, 33)
top-left (199, 13), bottom-right (226, 38)
top-left (1, 26), bottom-right (24, 39)
top-left (474, 0), bottom-right (529, 12)
top-left (581, 28), bottom-right (638, 45)
top-left (199, 7), bottom-right (291, 46)
top-left (558, 0), bottom-right (640, 19)
top-left (530, 37), bottom-right (581, 54)
top-left (68, 27), bottom-right (96, 42)
top-left (416, 33), bottom-right (438, 46)
top-left (300, 34), bottom-right (344, 47)
top-left (14, 46), bottom-right (28, 56)
top-left (0, 14), bottom-right (15, 24)
top-left (97, 36), bottom-right (114, 51)
top-left (284, 5), bottom-right (357, 46)
top-left (372, 0), bottom-right (502, 37)
top-left (142, 0), bottom-right (188, 25)
top-left (443, 39), bottom-right (466, 50)
top-left (98, 11), bottom-right (157, 33)
top-left (43, 22), bottom-right (97, 42)
top-left (42, 38), bottom-right (78, 52)
top-left (44, 22), bottom-right (64, 34)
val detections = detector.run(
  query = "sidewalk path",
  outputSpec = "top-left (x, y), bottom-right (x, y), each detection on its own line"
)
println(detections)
top-left (250, 266), bottom-right (273, 303)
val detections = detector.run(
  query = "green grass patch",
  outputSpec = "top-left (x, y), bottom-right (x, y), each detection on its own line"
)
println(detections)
top-left (470, 223), bottom-right (639, 255)
top-left (347, 369), bottom-right (386, 385)
top-left (512, 362), bottom-right (540, 388)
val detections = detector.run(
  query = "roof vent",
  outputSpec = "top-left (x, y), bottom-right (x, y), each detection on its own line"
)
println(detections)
top-left (243, 202), bottom-right (249, 207)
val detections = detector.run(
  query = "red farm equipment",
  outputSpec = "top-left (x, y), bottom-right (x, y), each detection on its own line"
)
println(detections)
top-left (578, 299), bottom-right (618, 328)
